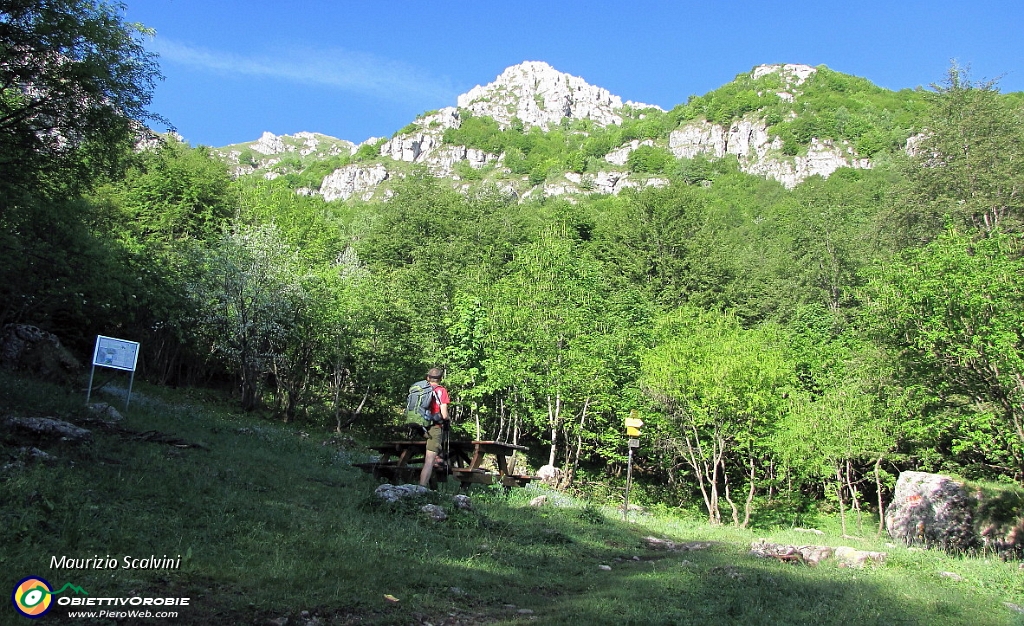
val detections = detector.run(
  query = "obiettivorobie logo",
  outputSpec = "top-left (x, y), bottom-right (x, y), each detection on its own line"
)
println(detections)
top-left (11, 576), bottom-right (88, 619)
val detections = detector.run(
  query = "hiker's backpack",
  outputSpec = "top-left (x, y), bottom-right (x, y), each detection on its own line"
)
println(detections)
top-left (405, 380), bottom-right (438, 426)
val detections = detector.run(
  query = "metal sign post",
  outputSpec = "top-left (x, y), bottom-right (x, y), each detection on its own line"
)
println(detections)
top-left (624, 439), bottom-right (638, 521)
top-left (623, 410), bottom-right (644, 522)
top-left (86, 335), bottom-right (140, 411)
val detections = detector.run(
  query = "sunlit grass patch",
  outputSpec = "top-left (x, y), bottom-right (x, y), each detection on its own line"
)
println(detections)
top-left (1, 371), bottom-right (1021, 625)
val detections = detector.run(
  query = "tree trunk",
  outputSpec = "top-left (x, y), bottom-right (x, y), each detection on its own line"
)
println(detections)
top-left (547, 392), bottom-right (562, 468)
top-left (742, 451), bottom-right (756, 529)
top-left (875, 456), bottom-right (886, 538)
top-left (835, 465), bottom-right (848, 537)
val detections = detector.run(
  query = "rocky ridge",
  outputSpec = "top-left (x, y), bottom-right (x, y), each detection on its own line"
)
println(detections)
top-left (214, 131), bottom-right (359, 179)
top-left (219, 61), bottom-right (889, 201)
top-left (666, 65), bottom-right (872, 188)
top-left (456, 60), bottom-right (662, 130)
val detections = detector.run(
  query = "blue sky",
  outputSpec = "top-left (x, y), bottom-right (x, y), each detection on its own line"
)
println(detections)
top-left (124, 0), bottom-right (1024, 148)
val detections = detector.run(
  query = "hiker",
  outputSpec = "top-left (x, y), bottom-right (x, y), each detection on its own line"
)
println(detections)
top-left (418, 367), bottom-right (450, 488)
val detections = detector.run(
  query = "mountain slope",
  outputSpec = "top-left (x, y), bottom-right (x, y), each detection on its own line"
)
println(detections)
top-left (213, 61), bottom-right (928, 200)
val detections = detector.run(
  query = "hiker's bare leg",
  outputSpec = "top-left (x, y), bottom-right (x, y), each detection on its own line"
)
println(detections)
top-left (419, 450), bottom-right (437, 487)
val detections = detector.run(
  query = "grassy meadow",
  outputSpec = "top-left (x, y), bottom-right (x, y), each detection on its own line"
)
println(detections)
top-left (1, 371), bottom-right (1022, 625)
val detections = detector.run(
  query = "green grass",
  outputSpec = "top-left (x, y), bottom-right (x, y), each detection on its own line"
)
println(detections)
top-left (2, 371), bottom-right (1022, 625)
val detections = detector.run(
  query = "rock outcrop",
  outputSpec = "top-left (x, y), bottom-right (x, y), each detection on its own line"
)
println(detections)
top-left (668, 116), bottom-right (871, 189)
top-left (3, 417), bottom-right (92, 443)
top-left (220, 61), bottom-right (900, 199)
top-left (251, 131), bottom-right (286, 155)
top-left (457, 61), bottom-right (661, 131)
top-left (885, 471), bottom-right (978, 551)
top-left (378, 129), bottom-right (497, 178)
top-left (0, 324), bottom-right (82, 385)
top-left (320, 163), bottom-right (389, 202)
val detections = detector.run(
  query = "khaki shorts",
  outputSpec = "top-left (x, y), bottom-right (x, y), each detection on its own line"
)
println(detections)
top-left (425, 424), bottom-right (444, 453)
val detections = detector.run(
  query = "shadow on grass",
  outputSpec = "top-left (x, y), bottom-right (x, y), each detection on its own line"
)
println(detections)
top-left (1, 374), bottom-right (1017, 626)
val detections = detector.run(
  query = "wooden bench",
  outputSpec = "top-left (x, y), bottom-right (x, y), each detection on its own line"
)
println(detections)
top-left (354, 439), bottom-right (532, 489)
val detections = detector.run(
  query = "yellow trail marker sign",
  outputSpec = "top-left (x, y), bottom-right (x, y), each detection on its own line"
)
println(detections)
top-left (626, 426), bottom-right (641, 436)
top-left (625, 417), bottom-right (644, 428)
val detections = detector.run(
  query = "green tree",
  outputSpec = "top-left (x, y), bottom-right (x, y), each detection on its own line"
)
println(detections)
top-left (775, 306), bottom-right (895, 534)
top-left (895, 64), bottom-right (1024, 240)
top-left (186, 223), bottom-right (307, 412)
top-left (642, 308), bottom-right (795, 526)
top-left (111, 137), bottom-right (233, 249)
top-left (626, 145), bottom-right (673, 174)
top-left (0, 0), bottom-right (162, 195)
top-left (863, 230), bottom-right (1024, 482)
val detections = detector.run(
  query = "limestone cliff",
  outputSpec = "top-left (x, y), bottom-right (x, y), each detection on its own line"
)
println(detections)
top-left (663, 65), bottom-right (872, 188)
top-left (215, 61), bottom-right (903, 200)
top-left (456, 61), bottom-right (661, 130)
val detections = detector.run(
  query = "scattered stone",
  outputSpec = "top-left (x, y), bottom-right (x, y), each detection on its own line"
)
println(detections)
top-left (939, 571), bottom-right (964, 581)
top-left (517, 609), bottom-right (534, 615)
top-left (1005, 602), bottom-right (1024, 614)
top-left (885, 471), bottom-right (977, 552)
top-left (3, 417), bottom-right (92, 443)
top-left (750, 540), bottom-right (834, 565)
top-left (632, 556), bottom-right (640, 561)
top-left (536, 464), bottom-right (563, 485)
top-left (19, 447), bottom-right (55, 462)
top-left (448, 587), bottom-right (464, 596)
top-left (710, 565), bottom-right (744, 580)
top-left (643, 536), bottom-right (717, 552)
top-left (86, 403), bottom-right (124, 423)
top-left (834, 546), bottom-right (887, 568)
top-left (453, 494), bottom-right (472, 510)
top-left (793, 528), bottom-right (825, 535)
top-left (421, 504), bottom-right (447, 521)
top-left (754, 540), bottom-right (836, 566)
top-left (529, 495), bottom-right (548, 507)
top-left (374, 483), bottom-right (429, 503)
top-left (598, 564), bottom-right (611, 571)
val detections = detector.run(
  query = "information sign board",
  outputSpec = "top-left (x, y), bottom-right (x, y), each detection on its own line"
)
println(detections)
top-left (86, 335), bottom-right (141, 411)
top-left (92, 335), bottom-right (140, 372)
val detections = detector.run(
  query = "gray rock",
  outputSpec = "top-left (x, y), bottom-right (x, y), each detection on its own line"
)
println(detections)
top-left (750, 539), bottom-right (835, 565)
top-left (885, 471), bottom-right (978, 551)
top-left (4, 417), bottom-right (91, 443)
top-left (0, 324), bottom-right (83, 384)
top-left (86, 403), bottom-right (124, 423)
top-left (320, 164), bottom-right (389, 202)
top-left (452, 494), bottom-right (472, 510)
top-left (834, 546), bottom-right (887, 568)
top-left (421, 504), bottom-right (447, 521)
top-left (536, 464), bottom-right (562, 485)
top-left (374, 483), bottom-right (429, 503)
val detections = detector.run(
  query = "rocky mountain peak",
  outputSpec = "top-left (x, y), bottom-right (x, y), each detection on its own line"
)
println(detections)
top-left (751, 63), bottom-right (817, 86)
top-left (456, 60), bottom-right (660, 130)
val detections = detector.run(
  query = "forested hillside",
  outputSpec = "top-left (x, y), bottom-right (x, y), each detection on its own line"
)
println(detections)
top-left (3, 0), bottom-right (1024, 528)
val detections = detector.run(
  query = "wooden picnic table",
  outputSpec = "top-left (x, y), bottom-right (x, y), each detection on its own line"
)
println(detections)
top-left (354, 440), bottom-right (534, 489)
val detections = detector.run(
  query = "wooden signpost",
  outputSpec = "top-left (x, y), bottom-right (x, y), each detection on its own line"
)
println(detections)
top-left (623, 411), bottom-right (643, 521)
